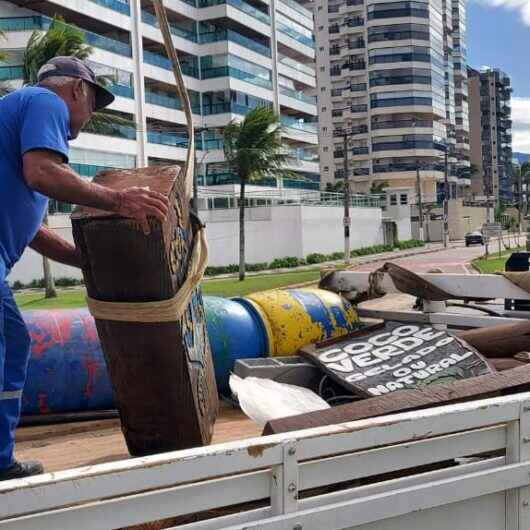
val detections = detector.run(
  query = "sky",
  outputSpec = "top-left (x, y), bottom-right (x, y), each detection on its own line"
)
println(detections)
top-left (467, 0), bottom-right (530, 153)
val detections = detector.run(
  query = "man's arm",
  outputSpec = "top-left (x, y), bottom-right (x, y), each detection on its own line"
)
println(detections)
top-left (29, 225), bottom-right (82, 268)
top-left (23, 150), bottom-right (169, 234)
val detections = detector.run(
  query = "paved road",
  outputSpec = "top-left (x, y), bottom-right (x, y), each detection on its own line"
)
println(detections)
top-left (355, 243), bottom-right (482, 274)
top-left (356, 235), bottom-right (525, 274)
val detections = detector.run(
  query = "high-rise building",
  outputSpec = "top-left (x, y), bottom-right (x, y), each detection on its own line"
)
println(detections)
top-left (0, 0), bottom-right (319, 208)
top-left (468, 67), bottom-right (513, 201)
top-left (314, 0), bottom-right (470, 202)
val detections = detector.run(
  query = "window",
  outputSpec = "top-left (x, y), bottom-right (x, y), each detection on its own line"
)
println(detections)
top-left (324, 166), bottom-right (329, 171)
top-left (319, 25), bottom-right (324, 30)
top-left (320, 66), bottom-right (326, 71)
top-left (400, 193), bottom-right (408, 205)
top-left (390, 194), bottom-right (397, 205)
top-left (318, 5), bottom-right (323, 9)
top-left (323, 146), bottom-right (329, 151)
top-left (322, 106), bottom-right (327, 112)
top-left (322, 126), bottom-right (328, 132)
top-left (319, 46), bottom-right (325, 51)
top-left (321, 86), bottom-right (326, 92)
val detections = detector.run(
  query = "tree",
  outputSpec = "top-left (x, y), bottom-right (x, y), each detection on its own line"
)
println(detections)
top-left (20, 16), bottom-right (134, 297)
top-left (223, 106), bottom-right (294, 281)
top-left (370, 180), bottom-right (388, 194)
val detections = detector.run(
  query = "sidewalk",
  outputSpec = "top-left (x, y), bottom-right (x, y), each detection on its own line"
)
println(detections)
top-left (203, 241), bottom-right (461, 281)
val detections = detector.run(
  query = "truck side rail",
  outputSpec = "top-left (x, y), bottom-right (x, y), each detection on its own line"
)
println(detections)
top-left (1, 393), bottom-right (530, 529)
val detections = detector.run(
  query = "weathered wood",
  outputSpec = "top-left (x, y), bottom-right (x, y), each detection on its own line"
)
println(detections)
top-left (301, 322), bottom-right (492, 398)
top-left (457, 321), bottom-right (530, 358)
top-left (72, 166), bottom-right (218, 456)
top-left (263, 365), bottom-right (530, 435)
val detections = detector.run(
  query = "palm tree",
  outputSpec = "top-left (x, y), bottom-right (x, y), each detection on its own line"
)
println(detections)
top-left (370, 180), bottom-right (388, 194)
top-left (223, 106), bottom-right (294, 281)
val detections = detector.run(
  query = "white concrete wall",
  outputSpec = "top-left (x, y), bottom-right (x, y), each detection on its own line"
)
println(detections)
top-left (8, 205), bottom-right (386, 283)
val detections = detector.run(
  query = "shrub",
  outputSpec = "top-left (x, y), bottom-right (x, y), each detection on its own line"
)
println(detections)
top-left (306, 253), bottom-right (328, 264)
top-left (268, 257), bottom-right (301, 269)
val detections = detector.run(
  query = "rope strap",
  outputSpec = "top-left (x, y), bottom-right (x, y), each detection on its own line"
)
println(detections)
top-left (86, 228), bottom-right (209, 323)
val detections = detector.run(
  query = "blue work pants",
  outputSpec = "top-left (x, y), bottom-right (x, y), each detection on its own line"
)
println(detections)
top-left (0, 261), bottom-right (31, 469)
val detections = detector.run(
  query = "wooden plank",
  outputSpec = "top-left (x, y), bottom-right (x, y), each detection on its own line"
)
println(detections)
top-left (458, 321), bottom-right (530, 358)
top-left (263, 365), bottom-right (530, 435)
top-left (329, 271), bottom-right (530, 301)
top-left (72, 166), bottom-right (218, 456)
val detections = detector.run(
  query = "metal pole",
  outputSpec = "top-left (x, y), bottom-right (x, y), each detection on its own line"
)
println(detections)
top-left (343, 133), bottom-right (351, 265)
top-left (518, 166), bottom-right (523, 235)
top-left (416, 162), bottom-right (424, 241)
top-left (443, 148), bottom-right (449, 248)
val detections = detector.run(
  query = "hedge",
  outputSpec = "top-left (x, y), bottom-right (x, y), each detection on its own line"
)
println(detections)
top-left (203, 239), bottom-right (424, 276)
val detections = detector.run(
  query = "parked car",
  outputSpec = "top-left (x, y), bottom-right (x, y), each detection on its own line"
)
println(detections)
top-left (465, 231), bottom-right (484, 246)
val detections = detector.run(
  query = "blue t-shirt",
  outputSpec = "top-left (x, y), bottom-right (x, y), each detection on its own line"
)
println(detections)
top-left (0, 86), bottom-right (70, 275)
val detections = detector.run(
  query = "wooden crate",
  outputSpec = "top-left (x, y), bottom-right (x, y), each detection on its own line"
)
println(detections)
top-left (72, 165), bottom-right (218, 456)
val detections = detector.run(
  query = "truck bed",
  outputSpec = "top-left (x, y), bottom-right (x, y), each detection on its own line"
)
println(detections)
top-left (15, 403), bottom-right (261, 473)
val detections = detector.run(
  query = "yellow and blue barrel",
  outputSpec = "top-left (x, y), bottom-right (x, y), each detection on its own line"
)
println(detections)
top-left (237, 288), bottom-right (360, 357)
top-left (19, 289), bottom-right (359, 414)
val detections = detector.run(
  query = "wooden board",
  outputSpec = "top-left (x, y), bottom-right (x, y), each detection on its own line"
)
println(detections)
top-left (301, 321), bottom-right (493, 398)
top-left (72, 166), bottom-right (218, 456)
top-left (15, 404), bottom-right (260, 473)
top-left (263, 365), bottom-right (530, 434)
top-left (457, 321), bottom-right (530, 358)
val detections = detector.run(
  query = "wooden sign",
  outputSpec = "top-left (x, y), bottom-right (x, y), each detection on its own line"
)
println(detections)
top-left (301, 321), bottom-right (493, 398)
top-left (264, 365), bottom-right (530, 435)
top-left (72, 165), bottom-right (218, 456)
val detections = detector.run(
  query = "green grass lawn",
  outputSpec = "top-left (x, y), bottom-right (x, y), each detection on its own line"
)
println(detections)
top-left (472, 247), bottom-right (525, 274)
top-left (14, 269), bottom-right (324, 310)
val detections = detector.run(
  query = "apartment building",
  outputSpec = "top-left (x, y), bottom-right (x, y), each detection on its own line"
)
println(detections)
top-left (468, 66), bottom-right (513, 201)
top-left (314, 0), bottom-right (470, 203)
top-left (0, 0), bottom-right (319, 210)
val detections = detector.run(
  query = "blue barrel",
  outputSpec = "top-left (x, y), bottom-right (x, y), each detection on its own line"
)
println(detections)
top-left (20, 289), bottom-right (357, 415)
top-left (204, 296), bottom-right (268, 393)
top-left (23, 309), bottom-right (114, 415)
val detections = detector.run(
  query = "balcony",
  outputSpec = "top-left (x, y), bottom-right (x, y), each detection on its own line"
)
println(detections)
top-left (277, 21), bottom-right (315, 48)
top-left (279, 56), bottom-right (316, 77)
top-left (344, 61), bottom-right (366, 71)
top-left (202, 65), bottom-right (273, 89)
top-left (367, 6), bottom-right (429, 19)
top-left (145, 90), bottom-right (183, 110)
top-left (371, 119), bottom-right (432, 130)
top-left (199, 0), bottom-right (271, 25)
top-left (141, 10), bottom-right (198, 42)
top-left (373, 162), bottom-right (445, 173)
top-left (351, 104), bottom-right (368, 113)
top-left (0, 65), bottom-right (23, 80)
top-left (279, 0), bottom-right (313, 21)
top-left (371, 96), bottom-right (432, 108)
top-left (349, 38), bottom-right (365, 49)
top-left (329, 25), bottom-right (340, 34)
top-left (372, 140), bottom-right (444, 152)
top-left (0, 16), bottom-right (133, 56)
top-left (279, 86), bottom-right (316, 105)
top-left (89, 0), bottom-right (130, 15)
top-left (147, 131), bottom-right (189, 148)
top-left (144, 50), bottom-right (199, 78)
top-left (346, 17), bottom-right (364, 27)
top-left (281, 115), bottom-right (318, 133)
top-left (328, 4), bottom-right (340, 12)
top-left (108, 84), bottom-right (134, 98)
top-left (200, 30), bottom-right (271, 57)
top-left (202, 101), bottom-right (271, 115)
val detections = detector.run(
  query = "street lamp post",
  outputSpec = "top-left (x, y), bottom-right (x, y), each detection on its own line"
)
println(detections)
top-left (416, 161), bottom-right (424, 241)
top-left (443, 146), bottom-right (449, 248)
top-left (342, 132), bottom-right (351, 264)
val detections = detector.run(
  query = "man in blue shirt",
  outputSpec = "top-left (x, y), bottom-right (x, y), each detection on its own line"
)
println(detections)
top-left (0, 56), bottom-right (169, 480)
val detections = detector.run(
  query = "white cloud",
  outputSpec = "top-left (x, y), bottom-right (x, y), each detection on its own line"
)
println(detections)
top-left (473, 0), bottom-right (530, 24)
top-left (512, 97), bottom-right (530, 153)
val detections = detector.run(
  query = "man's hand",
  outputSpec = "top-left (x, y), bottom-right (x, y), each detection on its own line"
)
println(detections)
top-left (115, 187), bottom-right (169, 235)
